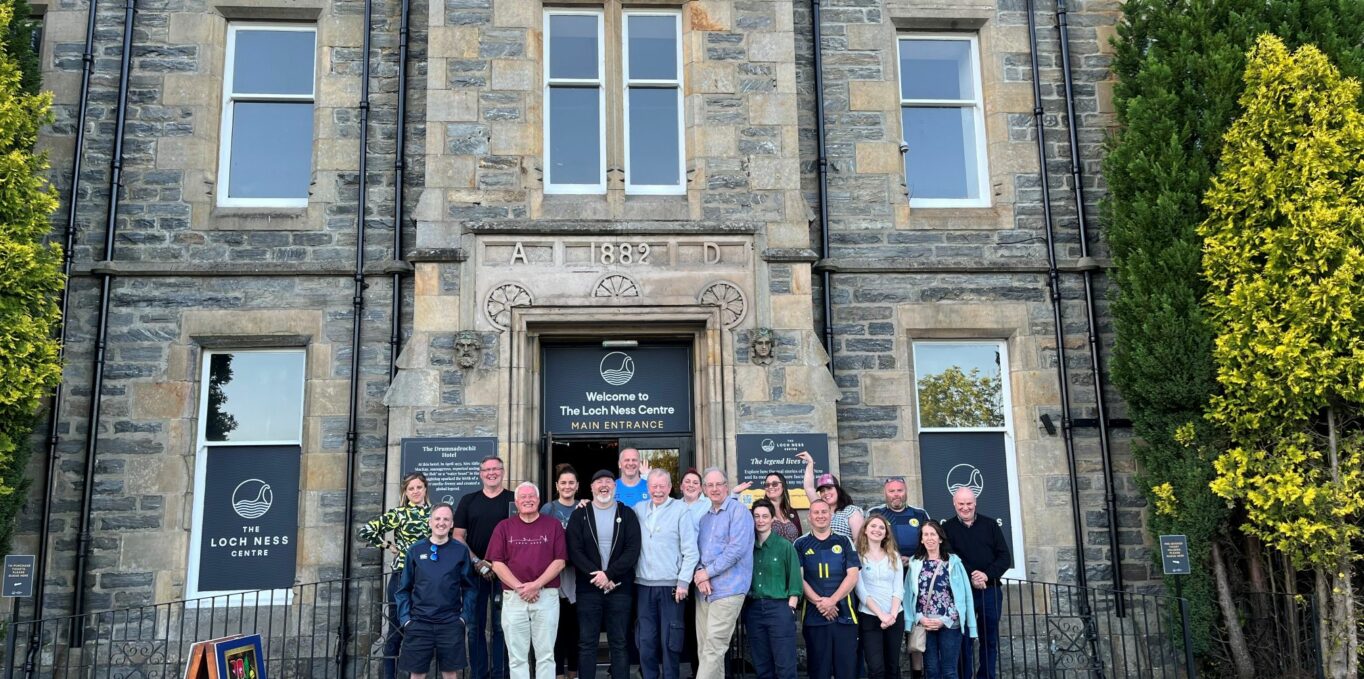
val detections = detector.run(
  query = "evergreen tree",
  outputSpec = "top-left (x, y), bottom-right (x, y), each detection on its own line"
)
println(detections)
top-left (1201, 34), bottom-right (1362, 678)
top-left (0, 0), bottom-right (58, 557)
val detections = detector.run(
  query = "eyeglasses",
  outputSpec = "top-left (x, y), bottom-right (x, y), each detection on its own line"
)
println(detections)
top-left (481, 466), bottom-right (503, 473)
top-left (764, 481), bottom-right (783, 488)
top-left (429, 544), bottom-right (439, 562)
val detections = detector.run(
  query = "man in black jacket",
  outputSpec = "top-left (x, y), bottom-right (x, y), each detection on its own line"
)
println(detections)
top-left (941, 487), bottom-right (1011, 679)
top-left (567, 470), bottom-right (642, 679)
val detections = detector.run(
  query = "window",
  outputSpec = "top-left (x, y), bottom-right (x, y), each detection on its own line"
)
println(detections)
top-left (544, 8), bottom-right (685, 195)
top-left (187, 350), bottom-right (305, 601)
top-left (912, 341), bottom-right (1024, 579)
top-left (217, 24), bottom-right (317, 207)
top-left (898, 35), bottom-right (989, 207)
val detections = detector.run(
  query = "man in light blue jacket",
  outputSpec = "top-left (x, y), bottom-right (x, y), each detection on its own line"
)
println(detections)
top-left (635, 469), bottom-right (700, 679)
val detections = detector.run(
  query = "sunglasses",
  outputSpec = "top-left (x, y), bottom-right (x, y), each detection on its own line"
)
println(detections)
top-left (764, 481), bottom-right (783, 488)
top-left (429, 544), bottom-right (439, 562)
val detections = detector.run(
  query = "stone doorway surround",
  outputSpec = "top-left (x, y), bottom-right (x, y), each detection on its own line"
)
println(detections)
top-left (503, 305), bottom-right (733, 485)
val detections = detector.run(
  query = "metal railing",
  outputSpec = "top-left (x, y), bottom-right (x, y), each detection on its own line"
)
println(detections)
top-left (996, 579), bottom-right (1195, 679)
top-left (3, 576), bottom-right (1207, 679)
top-left (2, 575), bottom-right (391, 679)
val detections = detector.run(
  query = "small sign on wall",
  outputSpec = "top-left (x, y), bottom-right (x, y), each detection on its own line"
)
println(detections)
top-left (400, 437), bottom-right (498, 507)
top-left (1160, 534), bottom-right (1191, 576)
top-left (735, 433), bottom-right (829, 509)
top-left (198, 446), bottom-right (301, 592)
top-left (3, 554), bottom-right (34, 598)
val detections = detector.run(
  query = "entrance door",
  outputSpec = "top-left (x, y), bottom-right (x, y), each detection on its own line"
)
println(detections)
top-left (540, 341), bottom-right (695, 495)
top-left (541, 435), bottom-right (694, 500)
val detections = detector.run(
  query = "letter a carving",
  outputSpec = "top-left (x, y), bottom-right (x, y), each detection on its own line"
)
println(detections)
top-left (511, 241), bottom-right (528, 265)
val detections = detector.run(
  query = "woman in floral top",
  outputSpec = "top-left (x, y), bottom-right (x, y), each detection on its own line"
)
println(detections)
top-left (358, 472), bottom-right (432, 679)
top-left (904, 521), bottom-right (977, 679)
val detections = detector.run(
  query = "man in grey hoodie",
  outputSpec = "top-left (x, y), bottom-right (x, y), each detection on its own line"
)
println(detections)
top-left (634, 469), bottom-right (700, 679)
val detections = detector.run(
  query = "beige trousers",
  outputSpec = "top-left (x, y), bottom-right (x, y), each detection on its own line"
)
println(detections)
top-left (694, 594), bottom-right (744, 679)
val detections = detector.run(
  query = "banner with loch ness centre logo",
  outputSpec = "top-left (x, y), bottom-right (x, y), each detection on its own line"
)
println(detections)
top-left (736, 433), bottom-right (829, 509)
top-left (199, 445), bottom-right (301, 591)
top-left (542, 345), bottom-right (692, 435)
top-left (919, 431), bottom-right (1017, 565)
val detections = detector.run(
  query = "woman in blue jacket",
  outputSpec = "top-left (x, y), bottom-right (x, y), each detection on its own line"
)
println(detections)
top-left (904, 521), bottom-right (976, 679)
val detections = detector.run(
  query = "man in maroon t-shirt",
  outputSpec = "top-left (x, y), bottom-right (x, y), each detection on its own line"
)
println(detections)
top-left (487, 482), bottom-right (568, 679)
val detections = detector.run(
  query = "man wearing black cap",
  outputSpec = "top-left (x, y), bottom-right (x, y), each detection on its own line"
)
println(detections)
top-left (566, 470), bottom-right (642, 679)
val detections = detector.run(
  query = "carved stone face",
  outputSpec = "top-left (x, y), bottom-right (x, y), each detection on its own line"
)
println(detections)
top-left (455, 331), bottom-right (481, 368)
top-left (753, 336), bottom-right (773, 358)
top-left (751, 329), bottom-right (775, 365)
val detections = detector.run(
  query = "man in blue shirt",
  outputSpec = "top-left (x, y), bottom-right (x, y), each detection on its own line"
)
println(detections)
top-left (395, 503), bottom-right (476, 679)
top-left (794, 499), bottom-right (861, 679)
top-left (868, 477), bottom-right (931, 565)
top-left (615, 448), bottom-right (650, 506)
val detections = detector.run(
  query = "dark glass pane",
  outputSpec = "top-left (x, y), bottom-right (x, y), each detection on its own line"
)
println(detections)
top-left (627, 15), bottom-right (677, 81)
top-left (549, 15), bottom-right (598, 80)
top-left (899, 39), bottom-right (973, 100)
top-left (229, 102), bottom-right (314, 199)
top-left (914, 344), bottom-right (1004, 429)
top-left (902, 106), bottom-right (979, 200)
top-left (628, 87), bottom-right (680, 186)
top-left (549, 86), bottom-right (601, 186)
top-left (233, 29), bottom-right (316, 95)
top-left (206, 352), bottom-right (305, 442)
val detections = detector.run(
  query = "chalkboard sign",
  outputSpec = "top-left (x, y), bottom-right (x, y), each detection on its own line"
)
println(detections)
top-left (1160, 534), bottom-right (1191, 576)
top-left (736, 434), bottom-right (829, 509)
top-left (3, 554), bottom-right (34, 598)
top-left (198, 446), bottom-right (301, 592)
top-left (400, 437), bottom-right (498, 506)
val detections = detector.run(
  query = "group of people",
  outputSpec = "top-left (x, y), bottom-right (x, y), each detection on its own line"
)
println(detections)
top-left (359, 449), bottom-right (1011, 679)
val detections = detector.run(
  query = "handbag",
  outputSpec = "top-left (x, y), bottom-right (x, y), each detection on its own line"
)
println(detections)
top-left (907, 561), bottom-right (944, 653)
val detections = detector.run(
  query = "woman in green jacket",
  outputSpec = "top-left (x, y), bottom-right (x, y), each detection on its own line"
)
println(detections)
top-left (359, 472), bottom-right (432, 679)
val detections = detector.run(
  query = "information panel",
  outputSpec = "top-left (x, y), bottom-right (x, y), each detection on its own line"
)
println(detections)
top-left (735, 433), bottom-right (829, 509)
top-left (400, 437), bottom-right (498, 506)
top-left (542, 345), bottom-right (692, 435)
top-left (198, 445), bottom-right (301, 591)
top-left (919, 432), bottom-right (1017, 565)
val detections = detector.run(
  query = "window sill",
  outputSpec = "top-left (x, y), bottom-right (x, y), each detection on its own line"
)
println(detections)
top-left (205, 206), bottom-right (315, 231)
top-left (904, 204), bottom-right (1013, 230)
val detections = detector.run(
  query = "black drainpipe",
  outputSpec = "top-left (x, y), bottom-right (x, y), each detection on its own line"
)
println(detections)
top-left (336, 0), bottom-right (372, 671)
top-left (70, 0), bottom-right (135, 646)
top-left (387, 0), bottom-right (411, 383)
top-left (1024, 0), bottom-right (1089, 594)
top-left (1055, 0), bottom-right (1124, 604)
top-left (810, 0), bottom-right (835, 376)
top-left (28, 0), bottom-right (100, 666)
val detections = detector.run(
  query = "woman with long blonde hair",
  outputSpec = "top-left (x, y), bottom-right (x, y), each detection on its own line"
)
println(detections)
top-left (855, 515), bottom-right (905, 679)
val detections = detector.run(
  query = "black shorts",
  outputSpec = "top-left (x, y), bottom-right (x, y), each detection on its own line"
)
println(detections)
top-left (398, 619), bottom-right (467, 674)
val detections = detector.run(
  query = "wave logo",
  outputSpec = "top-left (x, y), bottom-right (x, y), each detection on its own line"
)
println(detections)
top-left (599, 352), bottom-right (636, 386)
top-left (232, 479), bottom-right (274, 519)
top-left (761, 439), bottom-right (776, 453)
top-left (946, 464), bottom-right (984, 498)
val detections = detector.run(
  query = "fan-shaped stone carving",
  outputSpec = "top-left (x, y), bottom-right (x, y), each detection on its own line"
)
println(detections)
top-left (593, 274), bottom-right (640, 298)
top-left (485, 283), bottom-right (532, 329)
top-left (698, 281), bottom-right (746, 328)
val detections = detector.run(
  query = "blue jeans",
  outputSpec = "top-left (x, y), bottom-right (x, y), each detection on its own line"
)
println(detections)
top-left (468, 576), bottom-right (508, 679)
top-left (924, 627), bottom-right (962, 679)
top-left (959, 587), bottom-right (1000, 679)
top-left (743, 599), bottom-right (797, 679)
top-left (637, 585), bottom-right (685, 679)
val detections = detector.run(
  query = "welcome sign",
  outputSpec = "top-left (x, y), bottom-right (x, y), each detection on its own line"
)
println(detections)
top-left (198, 445), bottom-right (301, 591)
top-left (542, 345), bottom-right (692, 435)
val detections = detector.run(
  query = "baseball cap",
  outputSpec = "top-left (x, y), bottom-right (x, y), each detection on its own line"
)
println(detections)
top-left (815, 473), bottom-right (838, 490)
top-left (592, 469), bottom-right (616, 482)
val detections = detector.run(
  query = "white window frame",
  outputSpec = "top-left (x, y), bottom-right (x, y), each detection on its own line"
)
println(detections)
top-left (622, 9), bottom-right (685, 195)
top-left (186, 348), bottom-right (306, 605)
top-left (911, 340), bottom-right (1025, 580)
top-left (216, 23), bottom-right (317, 208)
top-left (897, 34), bottom-right (991, 208)
top-left (543, 10), bottom-right (608, 195)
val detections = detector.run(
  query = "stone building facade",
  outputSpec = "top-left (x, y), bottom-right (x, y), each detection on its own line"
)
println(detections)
top-left (15, 0), bottom-right (1147, 618)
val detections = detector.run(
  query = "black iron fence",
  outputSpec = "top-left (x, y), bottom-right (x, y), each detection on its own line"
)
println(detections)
top-left (1, 575), bottom-right (391, 679)
top-left (1, 576), bottom-right (1224, 679)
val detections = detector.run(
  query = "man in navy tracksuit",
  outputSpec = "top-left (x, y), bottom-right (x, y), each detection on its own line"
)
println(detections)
top-left (395, 503), bottom-right (477, 679)
top-left (795, 499), bottom-right (861, 679)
